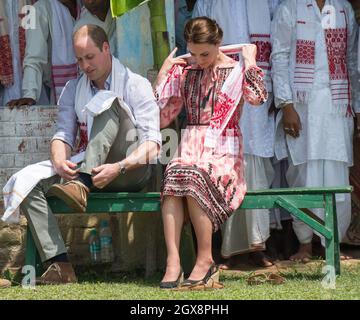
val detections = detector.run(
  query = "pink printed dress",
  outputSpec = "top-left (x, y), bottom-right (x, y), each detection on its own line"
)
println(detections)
top-left (156, 58), bottom-right (267, 232)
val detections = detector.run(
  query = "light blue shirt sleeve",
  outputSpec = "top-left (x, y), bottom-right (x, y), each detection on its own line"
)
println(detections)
top-left (124, 71), bottom-right (162, 148)
top-left (51, 79), bottom-right (78, 150)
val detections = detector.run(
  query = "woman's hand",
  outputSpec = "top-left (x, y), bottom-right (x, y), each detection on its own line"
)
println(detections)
top-left (241, 44), bottom-right (257, 70)
top-left (158, 48), bottom-right (187, 77)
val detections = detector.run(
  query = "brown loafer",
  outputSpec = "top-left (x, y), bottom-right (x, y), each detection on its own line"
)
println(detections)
top-left (48, 181), bottom-right (89, 213)
top-left (36, 262), bottom-right (78, 285)
top-left (0, 278), bottom-right (11, 288)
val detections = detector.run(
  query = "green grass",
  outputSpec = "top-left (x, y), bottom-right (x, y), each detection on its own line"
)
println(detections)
top-left (1, 263), bottom-right (360, 300)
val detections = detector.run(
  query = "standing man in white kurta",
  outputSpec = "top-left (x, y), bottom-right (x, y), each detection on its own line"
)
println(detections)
top-left (6, 0), bottom-right (79, 107)
top-left (74, 0), bottom-right (117, 55)
top-left (0, 0), bottom-right (33, 106)
top-left (193, 0), bottom-right (279, 267)
top-left (271, 0), bottom-right (360, 262)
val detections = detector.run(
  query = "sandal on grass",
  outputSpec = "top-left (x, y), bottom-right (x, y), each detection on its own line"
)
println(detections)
top-left (246, 272), bottom-right (285, 286)
top-left (177, 264), bottom-right (224, 291)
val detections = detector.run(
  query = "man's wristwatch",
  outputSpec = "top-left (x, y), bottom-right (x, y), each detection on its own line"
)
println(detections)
top-left (118, 162), bottom-right (126, 175)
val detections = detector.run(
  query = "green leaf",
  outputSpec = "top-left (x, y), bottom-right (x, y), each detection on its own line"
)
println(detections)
top-left (110, 0), bottom-right (150, 17)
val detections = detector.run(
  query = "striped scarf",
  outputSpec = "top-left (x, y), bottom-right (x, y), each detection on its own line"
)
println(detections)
top-left (247, 0), bottom-right (272, 92)
top-left (0, 0), bottom-right (36, 87)
top-left (294, 0), bottom-right (352, 115)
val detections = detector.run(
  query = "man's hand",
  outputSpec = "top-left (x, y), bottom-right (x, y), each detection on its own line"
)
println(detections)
top-left (53, 160), bottom-right (79, 181)
top-left (91, 163), bottom-right (119, 189)
top-left (7, 98), bottom-right (36, 109)
top-left (282, 103), bottom-right (302, 138)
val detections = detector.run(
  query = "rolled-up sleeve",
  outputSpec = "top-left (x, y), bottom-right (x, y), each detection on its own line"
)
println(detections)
top-left (22, 2), bottom-right (51, 101)
top-left (51, 79), bottom-right (78, 150)
top-left (125, 74), bottom-right (162, 147)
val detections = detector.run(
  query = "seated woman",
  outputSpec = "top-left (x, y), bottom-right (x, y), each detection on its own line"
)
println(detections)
top-left (154, 17), bottom-right (268, 290)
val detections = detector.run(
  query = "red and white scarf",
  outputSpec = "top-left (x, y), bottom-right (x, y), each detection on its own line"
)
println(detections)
top-left (294, 0), bottom-right (352, 115)
top-left (50, 1), bottom-right (79, 103)
top-left (0, 0), bottom-right (36, 87)
top-left (156, 45), bottom-right (248, 152)
top-left (0, 0), bottom-right (13, 87)
top-left (247, 0), bottom-right (272, 92)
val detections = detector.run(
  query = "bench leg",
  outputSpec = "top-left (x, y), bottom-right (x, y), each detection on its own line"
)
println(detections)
top-left (25, 225), bottom-right (43, 277)
top-left (325, 194), bottom-right (340, 276)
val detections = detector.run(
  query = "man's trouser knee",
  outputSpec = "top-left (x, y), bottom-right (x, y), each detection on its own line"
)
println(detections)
top-left (80, 99), bottom-right (152, 192)
top-left (20, 175), bottom-right (67, 262)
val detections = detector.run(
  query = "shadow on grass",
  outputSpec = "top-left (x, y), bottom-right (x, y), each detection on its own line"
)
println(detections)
top-left (75, 265), bottom-right (162, 287)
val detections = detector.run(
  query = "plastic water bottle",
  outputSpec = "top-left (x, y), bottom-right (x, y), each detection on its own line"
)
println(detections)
top-left (99, 220), bottom-right (114, 263)
top-left (89, 229), bottom-right (101, 264)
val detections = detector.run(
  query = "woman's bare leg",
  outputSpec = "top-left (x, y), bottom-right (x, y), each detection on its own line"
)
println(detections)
top-left (161, 196), bottom-right (185, 282)
top-left (186, 196), bottom-right (214, 280)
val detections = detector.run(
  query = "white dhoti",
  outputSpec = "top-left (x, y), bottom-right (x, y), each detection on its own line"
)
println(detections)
top-left (286, 159), bottom-right (352, 245)
top-left (221, 154), bottom-right (275, 257)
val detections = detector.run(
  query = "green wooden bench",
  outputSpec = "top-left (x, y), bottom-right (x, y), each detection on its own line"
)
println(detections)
top-left (25, 186), bottom-right (352, 278)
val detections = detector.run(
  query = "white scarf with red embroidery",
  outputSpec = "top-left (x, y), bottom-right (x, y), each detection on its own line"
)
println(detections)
top-left (50, 1), bottom-right (79, 103)
top-left (294, 0), bottom-right (352, 115)
top-left (246, 0), bottom-right (272, 92)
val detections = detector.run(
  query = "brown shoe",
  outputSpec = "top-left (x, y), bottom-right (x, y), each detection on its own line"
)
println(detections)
top-left (48, 181), bottom-right (89, 213)
top-left (36, 262), bottom-right (77, 285)
top-left (0, 278), bottom-right (11, 288)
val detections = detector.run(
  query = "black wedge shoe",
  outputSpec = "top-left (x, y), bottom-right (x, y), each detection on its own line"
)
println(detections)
top-left (179, 264), bottom-right (224, 291)
top-left (159, 268), bottom-right (184, 290)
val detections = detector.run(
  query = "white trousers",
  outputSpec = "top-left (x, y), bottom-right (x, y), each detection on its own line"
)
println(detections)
top-left (286, 159), bottom-right (352, 245)
top-left (221, 154), bottom-right (274, 257)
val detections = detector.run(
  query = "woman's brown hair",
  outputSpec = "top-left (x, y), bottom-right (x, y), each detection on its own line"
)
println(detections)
top-left (184, 17), bottom-right (223, 45)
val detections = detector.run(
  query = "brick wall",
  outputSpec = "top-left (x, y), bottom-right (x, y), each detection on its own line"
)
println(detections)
top-left (0, 106), bottom-right (56, 191)
top-left (0, 106), bottom-right (166, 276)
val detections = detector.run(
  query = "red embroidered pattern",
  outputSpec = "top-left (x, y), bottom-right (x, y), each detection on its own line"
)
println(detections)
top-left (324, 28), bottom-right (348, 80)
top-left (253, 41), bottom-right (272, 63)
top-left (211, 92), bottom-right (236, 130)
top-left (183, 68), bottom-right (232, 125)
top-left (296, 40), bottom-right (315, 65)
top-left (18, 13), bottom-right (27, 68)
top-left (0, 34), bottom-right (14, 86)
top-left (77, 122), bottom-right (88, 153)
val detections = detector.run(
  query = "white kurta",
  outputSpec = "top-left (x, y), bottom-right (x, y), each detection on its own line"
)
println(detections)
top-left (0, 0), bottom-right (22, 105)
top-left (74, 9), bottom-right (117, 55)
top-left (272, 0), bottom-right (360, 165)
top-left (271, 0), bottom-right (359, 244)
top-left (192, 0), bottom-right (250, 45)
top-left (22, 0), bottom-right (77, 103)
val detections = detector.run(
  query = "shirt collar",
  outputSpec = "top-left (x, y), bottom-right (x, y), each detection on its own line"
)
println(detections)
top-left (90, 73), bottom-right (112, 93)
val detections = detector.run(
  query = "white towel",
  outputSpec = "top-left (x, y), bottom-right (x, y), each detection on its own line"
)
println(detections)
top-left (2, 154), bottom-right (82, 224)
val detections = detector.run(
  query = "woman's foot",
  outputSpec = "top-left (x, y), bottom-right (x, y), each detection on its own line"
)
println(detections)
top-left (187, 259), bottom-right (215, 281)
top-left (161, 261), bottom-right (182, 283)
top-left (249, 251), bottom-right (274, 268)
top-left (180, 261), bottom-right (223, 290)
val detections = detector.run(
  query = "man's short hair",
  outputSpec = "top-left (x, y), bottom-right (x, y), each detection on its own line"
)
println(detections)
top-left (73, 24), bottom-right (109, 51)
